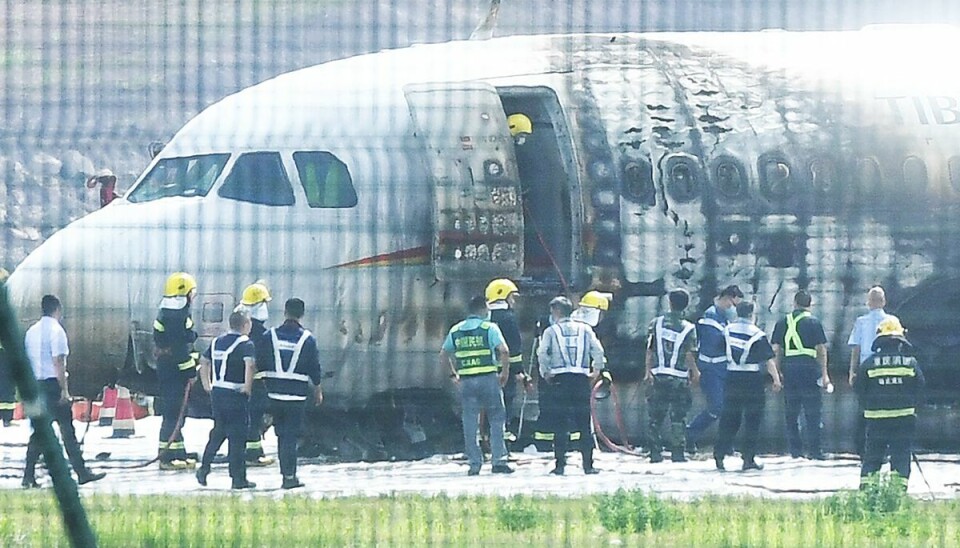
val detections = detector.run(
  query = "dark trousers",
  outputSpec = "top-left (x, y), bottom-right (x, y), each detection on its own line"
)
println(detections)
top-left (246, 381), bottom-right (268, 458)
top-left (201, 389), bottom-right (249, 481)
top-left (157, 363), bottom-right (190, 462)
top-left (687, 362), bottom-right (726, 443)
top-left (549, 373), bottom-right (594, 469)
top-left (25, 379), bottom-right (88, 480)
top-left (0, 351), bottom-right (15, 424)
top-left (782, 362), bottom-right (822, 456)
top-left (861, 416), bottom-right (914, 479)
top-left (271, 399), bottom-right (305, 478)
top-left (714, 372), bottom-right (765, 462)
top-left (647, 375), bottom-right (692, 455)
top-left (503, 374), bottom-right (517, 434)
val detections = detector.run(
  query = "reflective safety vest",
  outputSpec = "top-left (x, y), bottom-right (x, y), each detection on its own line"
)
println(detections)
top-left (652, 316), bottom-right (695, 379)
top-left (211, 335), bottom-right (249, 392)
top-left (862, 353), bottom-right (920, 419)
top-left (262, 328), bottom-right (312, 401)
top-left (784, 311), bottom-right (817, 358)
top-left (725, 322), bottom-right (766, 372)
top-left (451, 321), bottom-right (498, 376)
top-left (543, 321), bottom-right (593, 376)
top-left (697, 308), bottom-right (728, 364)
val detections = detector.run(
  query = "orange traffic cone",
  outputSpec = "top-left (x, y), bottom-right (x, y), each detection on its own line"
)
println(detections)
top-left (110, 386), bottom-right (136, 438)
top-left (99, 386), bottom-right (118, 426)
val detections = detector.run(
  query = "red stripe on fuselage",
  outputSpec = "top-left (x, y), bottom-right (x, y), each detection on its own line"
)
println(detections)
top-left (329, 246), bottom-right (431, 269)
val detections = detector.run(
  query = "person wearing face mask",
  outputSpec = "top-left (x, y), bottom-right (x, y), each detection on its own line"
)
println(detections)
top-left (234, 282), bottom-right (275, 467)
top-left (686, 284), bottom-right (744, 453)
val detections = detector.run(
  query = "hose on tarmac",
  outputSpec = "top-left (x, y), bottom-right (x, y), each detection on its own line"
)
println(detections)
top-left (106, 380), bottom-right (194, 470)
top-left (590, 378), bottom-right (644, 457)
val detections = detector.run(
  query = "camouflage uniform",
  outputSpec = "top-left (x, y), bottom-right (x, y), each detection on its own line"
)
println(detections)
top-left (646, 312), bottom-right (698, 461)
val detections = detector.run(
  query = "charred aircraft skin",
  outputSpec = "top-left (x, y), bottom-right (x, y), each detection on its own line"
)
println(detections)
top-left (8, 28), bottom-right (960, 452)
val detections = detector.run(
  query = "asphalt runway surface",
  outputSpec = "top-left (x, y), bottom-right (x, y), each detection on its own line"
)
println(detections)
top-left (1, 416), bottom-right (959, 499)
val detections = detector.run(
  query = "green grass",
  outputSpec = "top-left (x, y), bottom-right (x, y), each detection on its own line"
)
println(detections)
top-left (2, 483), bottom-right (960, 546)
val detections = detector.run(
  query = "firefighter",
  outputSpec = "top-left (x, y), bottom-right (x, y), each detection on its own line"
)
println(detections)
top-left (644, 289), bottom-right (699, 463)
top-left (855, 317), bottom-right (924, 483)
top-left (22, 295), bottom-right (106, 488)
top-left (507, 113), bottom-right (532, 146)
top-left (714, 301), bottom-right (782, 472)
top-left (440, 296), bottom-right (514, 476)
top-left (485, 278), bottom-right (529, 443)
top-left (256, 298), bottom-right (323, 489)
top-left (196, 311), bottom-right (257, 489)
top-left (85, 168), bottom-right (120, 208)
top-left (687, 284), bottom-right (744, 451)
top-left (538, 296), bottom-right (605, 475)
top-left (154, 272), bottom-right (200, 470)
top-left (235, 281), bottom-right (274, 466)
top-left (771, 291), bottom-right (830, 460)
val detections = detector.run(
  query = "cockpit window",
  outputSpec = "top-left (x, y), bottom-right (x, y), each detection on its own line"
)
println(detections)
top-left (218, 152), bottom-right (295, 206)
top-left (293, 151), bottom-right (358, 208)
top-left (127, 154), bottom-right (230, 203)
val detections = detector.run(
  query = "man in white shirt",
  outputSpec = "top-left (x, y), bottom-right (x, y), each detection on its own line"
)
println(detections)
top-left (22, 295), bottom-right (105, 488)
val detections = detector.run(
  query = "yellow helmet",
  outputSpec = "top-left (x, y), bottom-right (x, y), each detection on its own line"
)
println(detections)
top-left (485, 278), bottom-right (519, 303)
top-left (507, 114), bottom-right (532, 137)
top-left (579, 290), bottom-right (611, 311)
top-left (241, 282), bottom-right (272, 305)
top-left (876, 316), bottom-right (905, 338)
top-left (164, 272), bottom-right (197, 297)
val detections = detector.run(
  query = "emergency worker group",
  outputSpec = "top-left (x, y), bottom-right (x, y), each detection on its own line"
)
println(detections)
top-left (444, 277), bottom-right (922, 485)
top-left (7, 266), bottom-right (922, 490)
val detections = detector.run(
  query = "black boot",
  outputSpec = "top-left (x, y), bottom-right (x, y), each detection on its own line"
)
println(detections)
top-left (77, 470), bottom-right (106, 485)
top-left (232, 479), bottom-right (257, 490)
top-left (196, 465), bottom-right (210, 486)
top-left (21, 475), bottom-right (39, 489)
top-left (282, 476), bottom-right (305, 489)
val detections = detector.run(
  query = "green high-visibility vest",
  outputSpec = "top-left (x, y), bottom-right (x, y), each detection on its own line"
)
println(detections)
top-left (451, 321), bottom-right (499, 376)
top-left (784, 311), bottom-right (817, 358)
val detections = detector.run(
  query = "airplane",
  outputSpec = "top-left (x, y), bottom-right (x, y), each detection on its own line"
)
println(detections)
top-left (7, 24), bottom-right (960, 452)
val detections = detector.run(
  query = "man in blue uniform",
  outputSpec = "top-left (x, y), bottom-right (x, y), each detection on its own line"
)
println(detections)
top-left (485, 279), bottom-right (528, 443)
top-left (855, 317), bottom-right (924, 483)
top-left (714, 301), bottom-right (782, 472)
top-left (153, 272), bottom-right (200, 470)
top-left (256, 298), bottom-right (323, 489)
top-left (196, 311), bottom-right (257, 489)
top-left (771, 291), bottom-right (830, 459)
top-left (538, 296), bottom-right (605, 475)
top-left (441, 296), bottom-right (513, 476)
top-left (687, 284), bottom-right (743, 451)
top-left (644, 289), bottom-right (699, 463)
top-left (234, 281), bottom-right (274, 467)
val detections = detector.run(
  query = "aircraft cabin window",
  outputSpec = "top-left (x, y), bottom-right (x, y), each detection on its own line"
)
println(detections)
top-left (713, 157), bottom-right (748, 200)
top-left (127, 154), bottom-right (230, 203)
top-left (664, 156), bottom-right (701, 203)
top-left (218, 152), bottom-right (295, 206)
top-left (759, 155), bottom-right (792, 200)
top-left (292, 151), bottom-right (358, 208)
top-left (903, 156), bottom-right (928, 189)
top-left (949, 156), bottom-right (960, 191)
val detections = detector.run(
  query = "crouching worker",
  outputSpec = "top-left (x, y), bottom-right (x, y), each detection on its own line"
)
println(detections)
top-left (855, 317), bottom-right (924, 485)
top-left (197, 311), bottom-right (257, 489)
top-left (257, 298), bottom-right (323, 490)
top-left (441, 296), bottom-right (514, 476)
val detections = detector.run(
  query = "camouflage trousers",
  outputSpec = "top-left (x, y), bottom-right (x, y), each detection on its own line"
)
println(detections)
top-left (647, 375), bottom-right (692, 455)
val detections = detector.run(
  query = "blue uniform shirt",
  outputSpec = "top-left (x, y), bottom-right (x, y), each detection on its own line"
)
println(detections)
top-left (442, 315), bottom-right (506, 356)
top-left (696, 305), bottom-right (730, 364)
top-left (202, 332), bottom-right (255, 387)
top-left (848, 309), bottom-right (894, 365)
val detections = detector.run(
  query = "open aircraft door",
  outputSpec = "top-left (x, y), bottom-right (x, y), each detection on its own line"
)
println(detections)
top-left (404, 83), bottom-right (524, 281)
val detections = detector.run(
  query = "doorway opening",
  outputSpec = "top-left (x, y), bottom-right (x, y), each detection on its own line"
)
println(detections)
top-left (497, 87), bottom-right (579, 287)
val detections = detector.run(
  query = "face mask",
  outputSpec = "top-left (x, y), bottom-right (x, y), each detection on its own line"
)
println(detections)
top-left (725, 305), bottom-right (737, 321)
